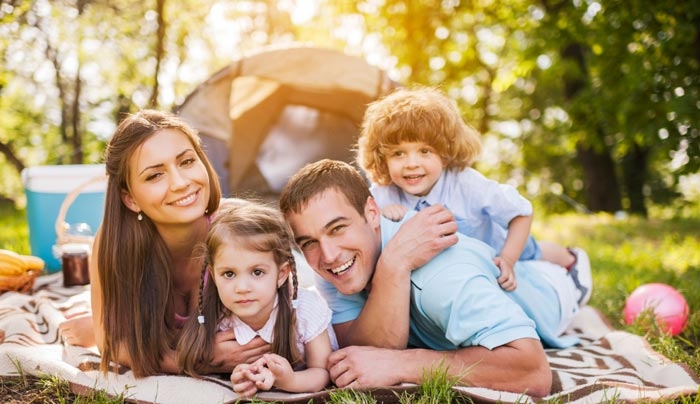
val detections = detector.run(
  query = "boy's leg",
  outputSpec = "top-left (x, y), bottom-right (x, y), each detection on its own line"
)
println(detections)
top-left (538, 240), bottom-right (576, 268)
top-left (526, 261), bottom-right (581, 336)
top-left (567, 247), bottom-right (593, 305)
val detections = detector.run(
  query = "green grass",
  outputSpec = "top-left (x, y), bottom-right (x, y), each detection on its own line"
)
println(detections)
top-left (0, 374), bottom-right (128, 404)
top-left (0, 357), bottom-right (128, 403)
top-left (1, 202), bottom-right (699, 403)
top-left (0, 201), bottom-right (31, 254)
top-left (531, 212), bottom-right (700, 377)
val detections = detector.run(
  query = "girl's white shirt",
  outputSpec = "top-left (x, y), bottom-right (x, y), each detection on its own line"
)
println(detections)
top-left (217, 288), bottom-right (339, 358)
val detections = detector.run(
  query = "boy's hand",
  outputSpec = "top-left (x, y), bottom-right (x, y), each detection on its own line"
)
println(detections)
top-left (381, 204), bottom-right (408, 222)
top-left (494, 256), bottom-right (517, 291)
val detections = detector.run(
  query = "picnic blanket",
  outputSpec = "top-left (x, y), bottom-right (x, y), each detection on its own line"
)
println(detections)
top-left (1, 273), bottom-right (698, 404)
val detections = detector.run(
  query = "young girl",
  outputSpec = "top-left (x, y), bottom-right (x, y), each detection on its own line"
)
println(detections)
top-left (177, 203), bottom-right (337, 397)
top-left (357, 87), bottom-right (591, 304)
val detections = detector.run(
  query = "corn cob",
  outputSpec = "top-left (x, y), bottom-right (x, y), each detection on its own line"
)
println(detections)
top-left (0, 249), bottom-right (27, 276)
top-left (21, 254), bottom-right (45, 271)
top-left (0, 249), bottom-right (45, 275)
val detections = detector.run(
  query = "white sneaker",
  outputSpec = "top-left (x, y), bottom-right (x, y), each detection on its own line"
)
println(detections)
top-left (568, 247), bottom-right (593, 306)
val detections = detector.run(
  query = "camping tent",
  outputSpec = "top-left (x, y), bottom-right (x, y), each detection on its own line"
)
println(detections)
top-left (175, 45), bottom-right (398, 200)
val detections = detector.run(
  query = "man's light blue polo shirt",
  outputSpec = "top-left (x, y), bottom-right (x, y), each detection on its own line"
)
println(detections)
top-left (315, 214), bottom-right (580, 350)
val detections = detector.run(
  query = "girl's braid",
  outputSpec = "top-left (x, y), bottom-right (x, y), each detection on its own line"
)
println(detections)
top-left (197, 259), bottom-right (208, 324)
top-left (290, 257), bottom-right (299, 308)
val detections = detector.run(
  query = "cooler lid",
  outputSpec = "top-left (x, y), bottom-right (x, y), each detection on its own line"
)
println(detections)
top-left (21, 164), bottom-right (107, 193)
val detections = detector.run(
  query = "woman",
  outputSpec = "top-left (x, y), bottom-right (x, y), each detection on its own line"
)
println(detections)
top-left (59, 110), bottom-right (269, 377)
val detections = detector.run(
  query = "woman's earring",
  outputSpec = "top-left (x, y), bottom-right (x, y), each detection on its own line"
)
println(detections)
top-left (137, 212), bottom-right (143, 221)
top-left (204, 208), bottom-right (209, 215)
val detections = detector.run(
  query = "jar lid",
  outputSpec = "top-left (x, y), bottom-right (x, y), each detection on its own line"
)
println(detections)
top-left (61, 243), bottom-right (90, 254)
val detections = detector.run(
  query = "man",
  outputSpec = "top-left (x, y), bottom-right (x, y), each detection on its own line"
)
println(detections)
top-left (279, 159), bottom-right (591, 397)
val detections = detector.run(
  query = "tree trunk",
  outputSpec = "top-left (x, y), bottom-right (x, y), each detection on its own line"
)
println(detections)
top-left (0, 142), bottom-right (25, 174)
top-left (561, 43), bottom-right (624, 213)
top-left (45, 44), bottom-right (69, 145)
top-left (71, 64), bottom-right (83, 164)
top-left (620, 143), bottom-right (649, 216)
top-left (149, 0), bottom-right (166, 109)
top-left (576, 140), bottom-right (622, 213)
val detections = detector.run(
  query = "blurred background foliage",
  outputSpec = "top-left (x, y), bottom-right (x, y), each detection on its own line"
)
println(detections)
top-left (1, 0), bottom-right (698, 217)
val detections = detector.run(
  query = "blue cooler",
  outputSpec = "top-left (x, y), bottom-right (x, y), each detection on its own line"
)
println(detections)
top-left (21, 164), bottom-right (106, 273)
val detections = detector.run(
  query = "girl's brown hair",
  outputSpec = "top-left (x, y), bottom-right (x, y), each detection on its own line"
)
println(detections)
top-left (98, 109), bottom-right (221, 377)
top-left (177, 203), bottom-right (300, 377)
top-left (357, 86), bottom-right (483, 185)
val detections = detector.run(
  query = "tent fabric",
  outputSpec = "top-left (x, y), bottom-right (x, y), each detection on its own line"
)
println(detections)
top-left (176, 45), bottom-right (398, 200)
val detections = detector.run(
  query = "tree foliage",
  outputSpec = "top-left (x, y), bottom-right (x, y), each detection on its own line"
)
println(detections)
top-left (525, 0), bottom-right (700, 215)
top-left (0, 0), bottom-right (698, 216)
top-left (344, 0), bottom-right (699, 215)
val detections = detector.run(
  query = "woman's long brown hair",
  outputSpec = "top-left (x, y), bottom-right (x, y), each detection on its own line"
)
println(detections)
top-left (98, 110), bottom-right (221, 377)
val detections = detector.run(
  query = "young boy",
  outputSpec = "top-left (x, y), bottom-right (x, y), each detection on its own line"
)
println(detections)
top-left (357, 87), bottom-right (590, 303)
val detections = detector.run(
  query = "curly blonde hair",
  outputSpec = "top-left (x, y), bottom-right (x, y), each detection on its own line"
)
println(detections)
top-left (357, 87), bottom-right (482, 186)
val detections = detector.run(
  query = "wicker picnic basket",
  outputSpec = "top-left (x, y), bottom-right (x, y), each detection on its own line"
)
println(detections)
top-left (0, 173), bottom-right (105, 294)
top-left (54, 174), bottom-right (106, 248)
top-left (0, 267), bottom-right (41, 294)
top-left (0, 249), bottom-right (43, 294)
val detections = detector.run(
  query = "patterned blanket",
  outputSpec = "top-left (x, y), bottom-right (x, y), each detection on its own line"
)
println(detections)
top-left (1, 273), bottom-right (698, 404)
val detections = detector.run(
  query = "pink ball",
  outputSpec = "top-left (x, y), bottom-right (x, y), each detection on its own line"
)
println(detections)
top-left (624, 283), bottom-right (689, 336)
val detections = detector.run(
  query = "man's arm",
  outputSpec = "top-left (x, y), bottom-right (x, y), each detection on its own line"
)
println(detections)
top-left (335, 203), bottom-right (458, 349)
top-left (327, 338), bottom-right (552, 398)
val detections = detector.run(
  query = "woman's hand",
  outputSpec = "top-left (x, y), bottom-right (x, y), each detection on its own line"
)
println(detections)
top-left (58, 312), bottom-right (95, 347)
top-left (209, 333), bottom-right (271, 373)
